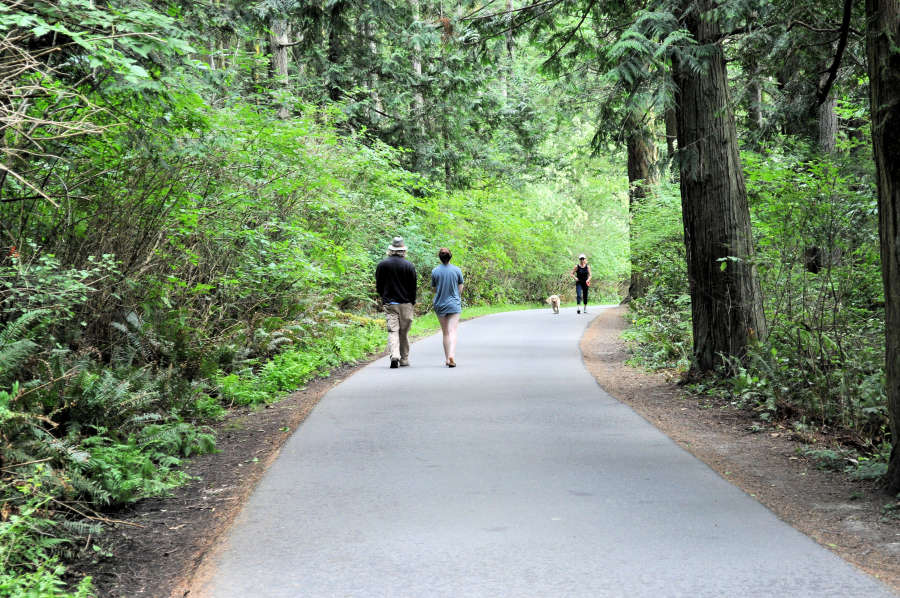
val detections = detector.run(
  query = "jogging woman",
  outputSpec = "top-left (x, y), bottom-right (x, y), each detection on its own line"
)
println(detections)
top-left (571, 254), bottom-right (591, 314)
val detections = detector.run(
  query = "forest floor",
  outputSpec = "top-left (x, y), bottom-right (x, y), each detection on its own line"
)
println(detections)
top-left (75, 306), bottom-right (900, 597)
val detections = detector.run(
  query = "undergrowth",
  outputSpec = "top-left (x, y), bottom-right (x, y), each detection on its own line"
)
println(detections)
top-left (625, 144), bottom-right (891, 478)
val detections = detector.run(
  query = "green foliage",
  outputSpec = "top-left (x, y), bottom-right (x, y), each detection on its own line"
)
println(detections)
top-left (739, 146), bottom-right (884, 437)
top-left (882, 501), bottom-right (900, 521)
top-left (77, 433), bottom-right (189, 505)
top-left (626, 144), bottom-right (888, 468)
top-left (798, 446), bottom-right (888, 480)
top-left (0, 2), bottom-right (632, 593)
top-left (623, 182), bottom-right (691, 370)
top-left (800, 446), bottom-right (855, 471)
top-left (0, 311), bottom-right (45, 386)
top-left (0, 491), bottom-right (95, 598)
top-left (622, 298), bottom-right (692, 371)
top-left (218, 313), bottom-right (385, 406)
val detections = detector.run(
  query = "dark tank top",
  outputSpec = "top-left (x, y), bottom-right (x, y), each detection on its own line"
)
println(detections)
top-left (575, 264), bottom-right (589, 283)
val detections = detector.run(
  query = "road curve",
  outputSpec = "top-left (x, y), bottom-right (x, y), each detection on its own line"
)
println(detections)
top-left (196, 306), bottom-right (896, 598)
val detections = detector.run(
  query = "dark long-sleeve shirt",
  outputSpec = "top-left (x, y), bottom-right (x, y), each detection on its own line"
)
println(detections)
top-left (375, 255), bottom-right (417, 304)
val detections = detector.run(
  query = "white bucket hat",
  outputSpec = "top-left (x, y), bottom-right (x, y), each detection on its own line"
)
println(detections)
top-left (388, 236), bottom-right (408, 252)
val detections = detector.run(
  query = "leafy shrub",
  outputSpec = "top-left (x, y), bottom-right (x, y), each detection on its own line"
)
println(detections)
top-left (624, 183), bottom-right (692, 370)
top-left (0, 492), bottom-right (95, 598)
top-left (217, 314), bottom-right (385, 406)
top-left (627, 144), bottom-right (889, 467)
top-left (76, 434), bottom-right (190, 505)
top-left (800, 447), bottom-right (855, 471)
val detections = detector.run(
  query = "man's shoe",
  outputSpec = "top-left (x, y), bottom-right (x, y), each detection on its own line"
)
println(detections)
top-left (583, 307), bottom-right (588, 313)
top-left (390, 359), bottom-right (399, 368)
top-left (577, 309), bottom-right (580, 314)
top-left (399, 359), bottom-right (409, 367)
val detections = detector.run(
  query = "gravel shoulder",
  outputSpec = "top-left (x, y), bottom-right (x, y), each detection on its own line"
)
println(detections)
top-left (581, 305), bottom-right (900, 593)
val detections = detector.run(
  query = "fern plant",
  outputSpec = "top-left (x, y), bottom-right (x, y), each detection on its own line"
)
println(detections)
top-left (0, 310), bottom-right (48, 385)
top-left (0, 490), bottom-right (96, 598)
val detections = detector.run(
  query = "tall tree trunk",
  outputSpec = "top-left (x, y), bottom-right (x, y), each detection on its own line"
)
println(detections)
top-left (865, 0), bottom-right (900, 493)
top-left (818, 95), bottom-right (838, 153)
top-left (745, 51), bottom-right (764, 136)
top-left (673, 0), bottom-right (767, 372)
top-left (505, 0), bottom-right (514, 60)
top-left (411, 0), bottom-right (425, 118)
top-left (327, 3), bottom-right (345, 102)
top-left (411, 0), bottom-right (427, 171)
top-left (364, 19), bottom-right (383, 121)
top-left (412, 47), bottom-right (424, 114)
top-left (664, 106), bottom-right (677, 165)
top-left (817, 72), bottom-right (837, 152)
top-left (502, 0), bottom-right (514, 99)
top-left (626, 113), bottom-right (657, 204)
top-left (748, 79), bottom-right (763, 131)
top-left (209, 39), bottom-right (217, 70)
top-left (624, 111), bottom-right (658, 301)
top-left (776, 55), bottom-right (809, 137)
top-left (209, 0), bottom-right (219, 69)
top-left (269, 18), bottom-right (290, 119)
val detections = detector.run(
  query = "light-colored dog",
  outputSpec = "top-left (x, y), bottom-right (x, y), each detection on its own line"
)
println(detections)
top-left (546, 294), bottom-right (561, 314)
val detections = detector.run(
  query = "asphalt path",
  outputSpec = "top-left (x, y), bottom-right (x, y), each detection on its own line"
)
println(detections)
top-left (197, 306), bottom-right (896, 598)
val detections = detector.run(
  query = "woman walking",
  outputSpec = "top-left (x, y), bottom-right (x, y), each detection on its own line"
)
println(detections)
top-left (431, 247), bottom-right (464, 367)
top-left (571, 253), bottom-right (592, 314)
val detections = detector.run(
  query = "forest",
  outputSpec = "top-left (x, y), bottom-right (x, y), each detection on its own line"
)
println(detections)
top-left (0, 0), bottom-right (898, 595)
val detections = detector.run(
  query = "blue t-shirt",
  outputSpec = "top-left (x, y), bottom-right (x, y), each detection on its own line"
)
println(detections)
top-left (431, 264), bottom-right (464, 315)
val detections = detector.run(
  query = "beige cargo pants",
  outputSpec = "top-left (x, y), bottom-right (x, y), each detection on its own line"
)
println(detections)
top-left (383, 303), bottom-right (414, 362)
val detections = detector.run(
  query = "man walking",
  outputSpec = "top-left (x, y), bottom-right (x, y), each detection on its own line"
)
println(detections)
top-left (375, 237), bottom-right (417, 368)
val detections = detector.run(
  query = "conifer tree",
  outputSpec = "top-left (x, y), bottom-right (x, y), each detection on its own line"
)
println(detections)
top-left (865, 0), bottom-right (900, 493)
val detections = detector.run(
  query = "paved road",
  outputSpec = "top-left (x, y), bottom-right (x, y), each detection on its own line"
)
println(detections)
top-left (197, 307), bottom-right (896, 598)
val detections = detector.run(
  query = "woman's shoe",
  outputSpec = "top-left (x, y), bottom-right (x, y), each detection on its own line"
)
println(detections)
top-left (447, 357), bottom-right (456, 368)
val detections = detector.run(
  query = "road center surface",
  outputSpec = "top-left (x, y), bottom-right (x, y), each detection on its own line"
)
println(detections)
top-left (196, 307), bottom-right (896, 598)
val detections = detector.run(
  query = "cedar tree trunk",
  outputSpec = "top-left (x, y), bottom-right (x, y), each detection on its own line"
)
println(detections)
top-left (269, 18), bottom-right (290, 119)
top-left (673, 0), bottom-right (767, 372)
top-left (865, 0), bottom-right (900, 493)
top-left (625, 112), bottom-right (658, 301)
top-left (818, 97), bottom-right (838, 153)
top-left (665, 107), bottom-right (678, 165)
top-left (818, 71), bottom-right (838, 153)
top-left (626, 112), bottom-right (658, 204)
top-left (327, 3), bottom-right (345, 102)
top-left (748, 79), bottom-right (764, 132)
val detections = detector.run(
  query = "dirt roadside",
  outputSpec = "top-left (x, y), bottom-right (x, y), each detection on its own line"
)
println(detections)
top-left (75, 306), bottom-right (900, 596)
top-left (581, 305), bottom-right (900, 593)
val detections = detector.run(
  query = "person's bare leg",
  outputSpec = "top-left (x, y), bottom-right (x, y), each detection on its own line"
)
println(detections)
top-left (446, 313), bottom-right (460, 365)
top-left (439, 315), bottom-right (451, 364)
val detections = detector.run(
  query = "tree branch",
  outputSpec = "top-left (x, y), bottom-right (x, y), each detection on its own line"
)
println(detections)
top-left (816, 0), bottom-right (854, 105)
top-left (463, 1), bottom-right (561, 45)
top-left (462, 0), bottom-right (562, 22)
top-left (787, 18), bottom-right (861, 36)
top-left (542, 0), bottom-right (598, 68)
top-left (0, 163), bottom-right (59, 208)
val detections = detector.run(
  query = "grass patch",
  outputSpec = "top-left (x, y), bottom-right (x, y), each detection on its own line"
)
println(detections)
top-left (410, 303), bottom-right (540, 337)
top-left (218, 303), bottom-right (540, 407)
